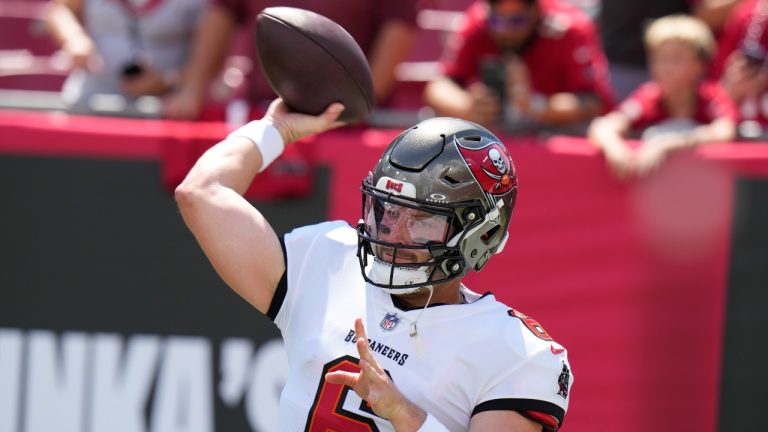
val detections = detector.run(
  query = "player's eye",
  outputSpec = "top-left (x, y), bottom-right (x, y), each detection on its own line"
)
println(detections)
top-left (415, 218), bottom-right (436, 229)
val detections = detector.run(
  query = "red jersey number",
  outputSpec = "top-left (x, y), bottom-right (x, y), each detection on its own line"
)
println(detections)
top-left (305, 355), bottom-right (385, 432)
top-left (508, 309), bottom-right (553, 341)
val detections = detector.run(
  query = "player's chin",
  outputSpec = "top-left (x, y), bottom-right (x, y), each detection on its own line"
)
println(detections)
top-left (394, 288), bottom-right (427, 299)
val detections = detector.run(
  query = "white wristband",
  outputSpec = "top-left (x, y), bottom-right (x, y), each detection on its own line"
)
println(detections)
top-left (416, 414), bottom-right (450, 431)
top-left (227, 120), bottom-right (285, 172)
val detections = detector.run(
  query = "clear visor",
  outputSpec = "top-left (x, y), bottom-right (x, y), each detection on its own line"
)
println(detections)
top-left (364, 196), bottom-right (451, 253)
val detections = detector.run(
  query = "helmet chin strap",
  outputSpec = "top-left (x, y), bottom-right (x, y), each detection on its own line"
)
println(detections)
top-left (400, 285), bottom-right (435, 359)
top-left (408, 285), bottom-right (434, 336)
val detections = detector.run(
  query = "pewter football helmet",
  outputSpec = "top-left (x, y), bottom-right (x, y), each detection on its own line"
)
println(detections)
top-left (356, 117), bottom-right (518, 294)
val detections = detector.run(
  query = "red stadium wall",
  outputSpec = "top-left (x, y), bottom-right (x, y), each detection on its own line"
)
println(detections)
top-left (1, 109), bottom-right (767, 431)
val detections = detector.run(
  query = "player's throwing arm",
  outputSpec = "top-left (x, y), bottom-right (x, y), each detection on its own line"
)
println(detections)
top-left (174, 100), bottom-right (344, 313)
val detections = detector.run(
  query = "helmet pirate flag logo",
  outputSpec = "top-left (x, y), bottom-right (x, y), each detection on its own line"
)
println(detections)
top-left (456, 141), bottom-right (517, 195)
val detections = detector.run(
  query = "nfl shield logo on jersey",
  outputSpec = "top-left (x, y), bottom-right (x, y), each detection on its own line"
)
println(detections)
top-left (380, 313), bottom-right (400, 331)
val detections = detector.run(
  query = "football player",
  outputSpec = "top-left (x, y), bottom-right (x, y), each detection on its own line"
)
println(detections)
top-left (176, 99), bottom-right (572, 431)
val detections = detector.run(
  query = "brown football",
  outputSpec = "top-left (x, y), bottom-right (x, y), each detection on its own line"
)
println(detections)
top-left (255, 7), bottom-right (374, 123)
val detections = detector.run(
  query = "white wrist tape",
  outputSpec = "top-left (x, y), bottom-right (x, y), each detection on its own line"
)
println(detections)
top-left (417, 414), bottom-right (450, 431)
top-left (227, 120), bottom-right (285, 172)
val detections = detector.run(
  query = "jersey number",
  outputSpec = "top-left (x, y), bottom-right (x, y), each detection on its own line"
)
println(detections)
top-left (305, 355), bottom-right (388, 432)
top-left (508, 309), bottom-right (553, 341)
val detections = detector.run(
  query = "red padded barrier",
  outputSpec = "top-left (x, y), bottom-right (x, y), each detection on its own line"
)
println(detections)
top-left (1, 108), bottom-right (768, 431)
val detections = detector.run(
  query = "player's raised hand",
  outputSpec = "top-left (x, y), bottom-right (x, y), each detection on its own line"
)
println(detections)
top-left (325, 318), bottom-right (426, 431)
top-left (264, 98), bottom-right (346, 144)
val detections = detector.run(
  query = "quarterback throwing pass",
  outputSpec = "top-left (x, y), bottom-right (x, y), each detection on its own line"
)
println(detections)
top-left (175, 99), bottom-right (572, 432)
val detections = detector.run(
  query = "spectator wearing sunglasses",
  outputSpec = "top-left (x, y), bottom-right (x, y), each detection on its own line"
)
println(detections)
top-left (424, 0), bottom-right (613, 132)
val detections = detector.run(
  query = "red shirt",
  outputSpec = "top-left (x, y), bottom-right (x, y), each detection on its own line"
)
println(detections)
top-left (712, 0), bottom-right (764, 78)
top-left (711, 0), bottom-right (768, 124)
top-left (617, 80), bottom-right (738, 131)
top-left (440, 0), bottom-right (614, 109)
top-left (213, 0), bottom-right (419, 106)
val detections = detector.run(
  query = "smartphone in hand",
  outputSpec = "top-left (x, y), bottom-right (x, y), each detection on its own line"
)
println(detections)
top-left (740, 41), bottom-right (767, 70)
top-left (481, 58), bottom-right (506, 102)
top-left (121, 60), bottom-right (145, 78)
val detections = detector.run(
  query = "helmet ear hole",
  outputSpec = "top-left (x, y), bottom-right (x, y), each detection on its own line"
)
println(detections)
top-left (481, 225), bottom-right (501, 243)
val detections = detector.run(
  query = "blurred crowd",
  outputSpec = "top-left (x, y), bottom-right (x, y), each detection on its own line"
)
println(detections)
top-left (2, 0), bottom-right (768, 178)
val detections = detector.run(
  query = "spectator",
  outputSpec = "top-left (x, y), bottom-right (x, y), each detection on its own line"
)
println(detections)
top-left (163, 0), bottom-right (419, 120)
top-left (713, 0), bottom-right (768, 134)
top-left (424, 0), bottom-right (613, 133)
top-left (588, 15), bottom-right (737, 179)
top-left (600, 0), bottom-right (742, 100)
top-left (44, 0), bottom-right (204, 115)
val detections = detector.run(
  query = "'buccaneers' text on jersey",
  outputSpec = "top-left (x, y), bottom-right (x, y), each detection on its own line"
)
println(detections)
top-left (267, 221), bottom-right (572, 432)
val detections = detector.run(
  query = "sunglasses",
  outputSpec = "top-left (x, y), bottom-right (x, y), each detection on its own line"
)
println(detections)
top-left (488, 13), bottom-right (532, 31)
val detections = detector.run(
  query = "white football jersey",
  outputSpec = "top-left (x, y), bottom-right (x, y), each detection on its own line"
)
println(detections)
top-left (269, 221), bottom-right (572, 432)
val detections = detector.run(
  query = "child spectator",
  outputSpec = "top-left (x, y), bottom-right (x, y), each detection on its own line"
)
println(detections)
top-left (588, 14), bottom-right (737, 179)
top-left (424, 0), bottom-right (613, 132)
top-left (601, 0), bottom-right (741, 101)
